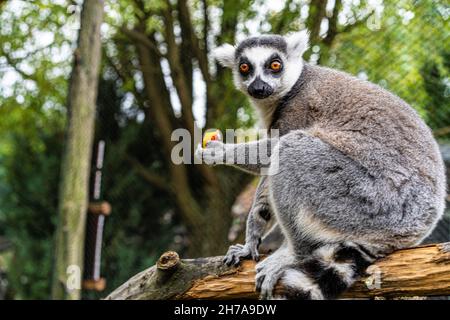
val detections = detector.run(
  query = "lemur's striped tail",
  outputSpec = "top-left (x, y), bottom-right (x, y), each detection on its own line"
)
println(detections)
top-left (280, 243), bottom-right (379, 300)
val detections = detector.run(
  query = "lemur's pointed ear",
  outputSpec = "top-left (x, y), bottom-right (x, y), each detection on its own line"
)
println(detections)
top-left (285, 30), bottom-right (309, 58)
top-left (213, 44), bottom-right (236, 68)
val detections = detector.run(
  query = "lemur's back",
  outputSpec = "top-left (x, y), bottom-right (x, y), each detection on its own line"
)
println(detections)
top-left (272, 64), bottom-right (446, 225)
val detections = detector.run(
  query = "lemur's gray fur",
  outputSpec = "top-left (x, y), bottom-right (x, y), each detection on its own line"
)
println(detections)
top-left (195, 31), bottom-right (446, 299)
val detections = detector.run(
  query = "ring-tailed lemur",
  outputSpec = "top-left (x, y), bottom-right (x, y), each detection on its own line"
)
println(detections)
top-left (195, 31), bottom-right (446, 299)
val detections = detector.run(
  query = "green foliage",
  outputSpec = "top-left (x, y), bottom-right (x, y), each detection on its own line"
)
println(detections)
top-left (0, 130), bottom-right (62, 299)
top-left (0, 0), bottom-right (70, 299)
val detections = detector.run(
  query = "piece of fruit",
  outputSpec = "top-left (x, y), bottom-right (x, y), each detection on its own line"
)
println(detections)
top-left (202, 129), bottom-right (222, 148)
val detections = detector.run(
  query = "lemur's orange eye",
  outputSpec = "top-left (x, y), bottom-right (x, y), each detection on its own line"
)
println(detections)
top-left (270, 61), bottom-right (282, 71)
top-left (239, 63), bottom-right (250, 74)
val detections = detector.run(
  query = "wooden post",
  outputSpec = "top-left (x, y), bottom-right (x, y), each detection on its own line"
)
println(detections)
top-left (82, 201), bottom-right (111, 292)
top-left (83, 141), bottom-right (110, 292)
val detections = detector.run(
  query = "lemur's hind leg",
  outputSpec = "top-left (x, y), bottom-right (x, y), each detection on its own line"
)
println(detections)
top-left (257, 131), bottom-right (409, 299)
top-left (225, 211), bottom-right (283, 266)
top-left (255, 242), bottom-right (295, 299)
top-left (224, 176), bottom-right (273, 265)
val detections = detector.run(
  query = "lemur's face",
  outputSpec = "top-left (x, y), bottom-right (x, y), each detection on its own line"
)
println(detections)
top-left (214, 32), bottom-right (309, 103)
top-left (235, 46), bottom-right (285, 99)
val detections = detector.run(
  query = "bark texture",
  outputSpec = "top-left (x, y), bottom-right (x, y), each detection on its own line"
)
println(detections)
top-left (52, 0), bottom-right (104, 300)
top-left (106, 243), bottom-right (450, 300)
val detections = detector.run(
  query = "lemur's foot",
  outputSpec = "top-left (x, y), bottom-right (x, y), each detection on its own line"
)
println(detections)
top-left (223, 242), bottom-right (259, 266)
top-left (255, 248), bottom-right (294, 299)
top-left (195, 141), bottom-right (225, 165)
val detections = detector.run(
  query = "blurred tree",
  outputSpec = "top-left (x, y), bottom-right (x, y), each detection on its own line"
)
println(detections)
top-left (51, 0), bottom-right (104, 300)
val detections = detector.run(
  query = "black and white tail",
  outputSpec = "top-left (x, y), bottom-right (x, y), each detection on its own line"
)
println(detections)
top-left (280, 242), bottom-right (380, 299)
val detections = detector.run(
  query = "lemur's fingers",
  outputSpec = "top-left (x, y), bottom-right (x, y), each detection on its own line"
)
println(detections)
top-left (195, 141), bottom-right (226, 165)
top-left (255, 259), bottom-right (268, 273)
top-left (205, 140), bottom-right (224, 148)
top-left (254, 244), bottom-right (295, 298)
top-left (224, 256), bottom-right (237, 267)
top-left (259, 268), bottom-right (285, 300)
top-left (229, 245), bottom-right (243, 266)
top-left (223, 256), bottom-right (234, 266)
top-left (255, 257), bottom-right (287, 298)
top-left (255, 273), bottom-right (265, 292)
top-left (223, 244), bottom-right (247, 266)
top-left (251, 249), bottom-right (260, 262)
top-left (223, 251), bottom-right (237, 266)
top-left (200, 141), bottom-right (226, 165)
top-left (247, 243), bottom-right (259, 262)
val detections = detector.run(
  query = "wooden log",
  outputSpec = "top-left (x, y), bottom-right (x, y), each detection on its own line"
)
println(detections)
top-left (105, 242), bottom-right (450, 300)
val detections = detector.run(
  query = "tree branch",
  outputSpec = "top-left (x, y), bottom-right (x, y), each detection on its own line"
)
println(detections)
top-left (120, 27), bottom-right (163, 58)
top-left (306, 0), bottom-right (328, 46)
top-left (161, 6), bottom-right (199, 139)
top-left (135, 32), bottom-right (205, 229)
top-left (0, 0), bottom-right (8, 10)
top-left (323, 0), bottom-right (342, 46)
top-left (434, 126), bottom-right (450, 137)
top-left (272, 0), bottom-right (294, 34)
top-left (178, 0), bottom-right (211, 83)
top-left (206, 0), bottom-right (242, 126)
top-left (1, 50), bottom-right (37, 82)
top-left (341, 10), bottom-right (375, 34)
top-left (106, 242), bottom-right (450, 300)
top-left (161, 3), bottom-right (220, 188)
top-left (125, 155), bottom-right (172, 193)
top-left (201, 0), bottom-right (209, 55)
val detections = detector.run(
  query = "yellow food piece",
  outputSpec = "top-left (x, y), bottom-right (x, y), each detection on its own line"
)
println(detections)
top-left (202, 129), bottom-right (222, 148)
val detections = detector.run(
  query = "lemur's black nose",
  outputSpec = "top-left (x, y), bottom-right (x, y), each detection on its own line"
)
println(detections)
top-left (248, 77), bottom-right (274, 99)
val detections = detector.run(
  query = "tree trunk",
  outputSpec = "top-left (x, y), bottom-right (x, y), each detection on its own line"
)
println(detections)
top-left (52, 0), bottom-right (104, 300)
top-left (106, 242), bottom-right (450, 300)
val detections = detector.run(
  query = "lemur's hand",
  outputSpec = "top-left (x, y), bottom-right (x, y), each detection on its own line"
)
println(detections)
top-left (255, 246), bottom-right (294, 299)
top-left (195, 141), bottom-right (226, 165)
top-left (223, 240), bottom-right (260, 266)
